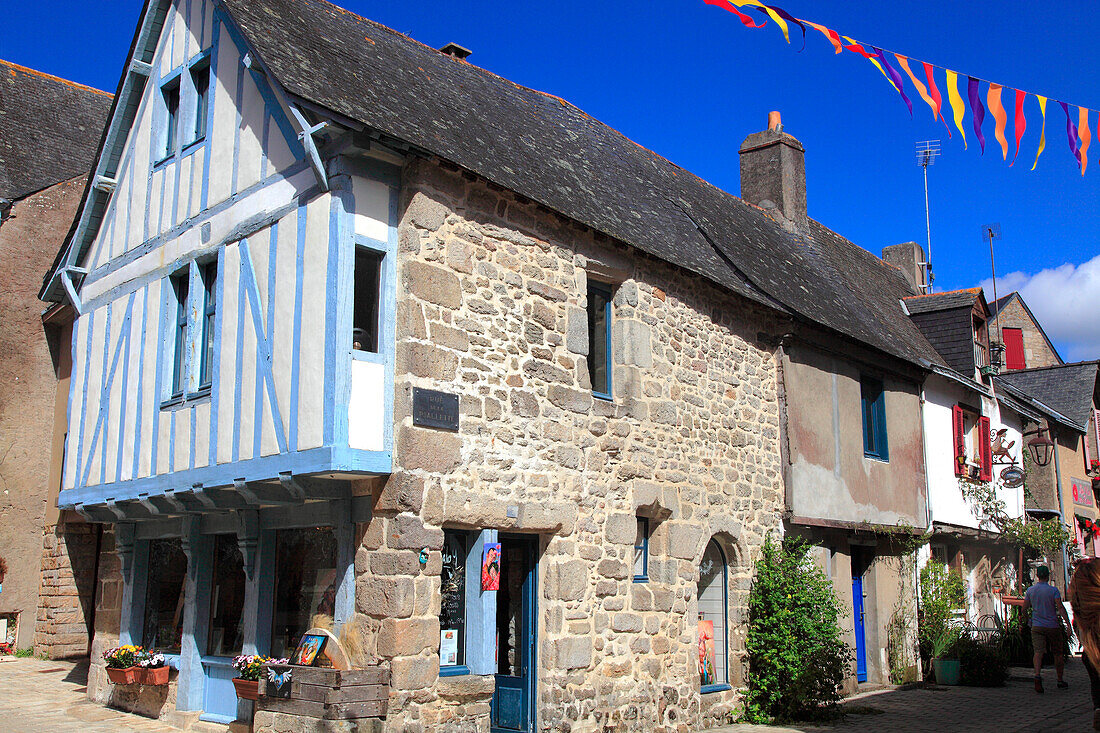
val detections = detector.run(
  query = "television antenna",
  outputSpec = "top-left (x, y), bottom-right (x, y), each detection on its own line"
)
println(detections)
top-left (916, 140), bottom-right (940, 292)
top-left (982, 222), bottom-right (1004, 357)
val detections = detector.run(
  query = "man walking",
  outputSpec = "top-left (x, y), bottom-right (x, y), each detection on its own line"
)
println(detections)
top-left (1025, 565), bottom-right (1074, 693)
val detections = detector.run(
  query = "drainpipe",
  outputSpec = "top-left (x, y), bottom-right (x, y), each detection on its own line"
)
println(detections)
top-left (1051, 437), bottom-right (1071, 589)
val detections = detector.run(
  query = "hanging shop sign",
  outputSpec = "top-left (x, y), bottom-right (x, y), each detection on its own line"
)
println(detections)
top-left (999, 466), bottom-right (1024, 489)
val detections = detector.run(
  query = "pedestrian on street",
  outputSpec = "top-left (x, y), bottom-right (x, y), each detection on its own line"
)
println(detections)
top-left (1025, 564), bottom-right (1074, 693)
top-left (1069, 557), bottom-right (1100, 730)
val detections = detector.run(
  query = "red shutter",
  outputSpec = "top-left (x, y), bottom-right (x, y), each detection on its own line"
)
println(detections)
top-left (979, 416), bottom-right (993, 482)
top-left (953, 405), bottom-right (967, 477)
top-left (1003, 328), bottom-right (1025, 370)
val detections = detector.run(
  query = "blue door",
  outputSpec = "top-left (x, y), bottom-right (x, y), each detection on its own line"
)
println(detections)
top-left (200, 657), bottom-right (240, 723)
top-left (491, 536), bottom-right (537, 733)
top-left (852, 568), bottom-right (867, 682)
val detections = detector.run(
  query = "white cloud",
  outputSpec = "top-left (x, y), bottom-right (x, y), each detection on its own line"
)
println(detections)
top-left (981, 254), bottom-right (1100, 363)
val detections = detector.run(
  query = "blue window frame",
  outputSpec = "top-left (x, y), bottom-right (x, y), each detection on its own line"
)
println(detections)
top-left (352, 246), bottom-right (383, 353)
top-left (164, 259), bottom-right (218, 405)
top-left (439, 529), bottom-right (470, 675)
top-left (161, 78), bottom-right (181, 160)
top-left (198, 261), bottom-right (217, 389)
top-left (861, 375), bottom-right (889, 460)
top-left (587, 282), bottom-right (612, 399)
top-left (170, 271), bottom-right (190, 398)
top-left (633, 517), bottom-right (649, 582)
top-left (698, 539), bottom-right (729, 693)
top-left (190, 61), bottom-right (210, 144)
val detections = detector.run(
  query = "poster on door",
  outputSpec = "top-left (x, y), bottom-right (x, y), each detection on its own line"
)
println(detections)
top-left (698, 619), bottom-right (716, 686)
top-left (481, 543), bottom-right (501, 591)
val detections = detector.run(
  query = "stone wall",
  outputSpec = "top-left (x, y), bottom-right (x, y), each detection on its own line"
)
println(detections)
top-left (36, 518), bottom-right (99, 658)
top-left (353, 157), bottom-right (786, 732)
top-left (995, 297), bottom-right (1062, 370)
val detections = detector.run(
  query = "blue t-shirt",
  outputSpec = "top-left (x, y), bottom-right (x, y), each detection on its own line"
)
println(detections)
top-left (1026, 582), bottom-right (1063, 629)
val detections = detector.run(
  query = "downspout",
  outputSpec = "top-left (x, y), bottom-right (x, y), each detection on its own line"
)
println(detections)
top-left (774, 334), bottom-right (795, 518)
top-left (1052, 436), bottom-right (1071, 589)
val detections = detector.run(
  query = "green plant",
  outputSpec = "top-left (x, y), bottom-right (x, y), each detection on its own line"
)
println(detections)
top-left (102, 644), bottom-right (142, 668)
top-left (740, 535), bottom-right (851, 724)
top-left (958, 478), bottom-right (1072, 555)
top-left (957, 634), bottom-right (1008, 686)
top-left (999, 607), bottom-right (1034, 666)
top-left (931, 625), bottom-right (960, 660)
top-left (14, 647), bottom-right (33, 659)
top-left (918, 559), bottom-right (966, 666)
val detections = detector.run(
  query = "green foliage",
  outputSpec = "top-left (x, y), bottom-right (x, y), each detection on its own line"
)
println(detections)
top-left (918, 560), bottom-right (966, 662)
top-left (957, 634), bottom-right (1008, 686)
top-left (14, 647), bottom-right (33, 658)
top-left (958, 478), bottom-right (1072, 555)
top-left (999, 608), bottom-right (1033, 666)
top-left (741, 535), bottom-right (851, 724)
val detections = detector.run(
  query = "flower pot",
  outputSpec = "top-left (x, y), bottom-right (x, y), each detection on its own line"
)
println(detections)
top-left (932, 658), bottom-right (961, 686)
top-left (233, 677), bottom-right (259, 700)
top-left (139, 665), bottom-right (170, 685)
top-left (1001, 594), bottom-right (1026, 607)
top-left (106, 666), bottom-right (139, 685)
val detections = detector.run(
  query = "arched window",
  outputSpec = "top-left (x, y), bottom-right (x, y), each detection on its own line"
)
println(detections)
top-left (697, 539), bottom-right (728, 689)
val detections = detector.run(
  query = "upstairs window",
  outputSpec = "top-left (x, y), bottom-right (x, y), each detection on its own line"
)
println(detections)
top-left (587, 282), bottom-right (612, 399)
top-left (352, 247), bottom-right (382, 352)
top-left (170, 271), bottom-right (190, 398)
top-left (1003, 327), bottom-right (1025, 370)
top-left (161, 79), bottom-right (180, 160)
top-left (198, 261), bottom-right (218, 389)
top-left (190, 62), bottom-right (210, 143)
top-left (165, 259), bottom-right (218, 403)
top-left (952, 405), bottom-right (991, 481)
top-left (633, 517), bottom-right (649, 582)
top-left (860, 375), bottom-right (889, 461)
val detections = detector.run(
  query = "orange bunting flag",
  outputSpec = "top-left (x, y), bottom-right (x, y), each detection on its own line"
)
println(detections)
top-left (1012, 89), bottom-right (1026, 166)
top-left (1079, 107), bottom-right (1091, 176)
top-left (988, 84), bottom-right (1009, 160)
top-left (923, 61), bottom-right (949, 135)
top-left (946, 70), bottom-right (967, 149)
top-left (1032, 95), bottom-right (1047, 170)
top-left (806, 21), bottom-right (843, 53)
top-left (897, 55), bottom-right (938, 122)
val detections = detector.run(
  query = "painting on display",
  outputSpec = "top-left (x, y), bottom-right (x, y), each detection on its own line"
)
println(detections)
top-left (698, 619), bottom-right (716, 686)
top-left (291, 633), bottom-right (327, 667)
top-left (481, 543), bottom-right (501, 591)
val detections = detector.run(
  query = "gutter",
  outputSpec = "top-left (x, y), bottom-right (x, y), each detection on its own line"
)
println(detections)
top-left (1052, 439), bottom-right (1071, 588)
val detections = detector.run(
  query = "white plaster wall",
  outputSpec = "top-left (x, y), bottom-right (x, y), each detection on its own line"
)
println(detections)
top-left (348, 360), bottom-right (385, 452)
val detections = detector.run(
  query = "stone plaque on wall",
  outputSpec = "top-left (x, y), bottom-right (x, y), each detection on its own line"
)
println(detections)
top-left (412, 388), bottom-right (459, 431)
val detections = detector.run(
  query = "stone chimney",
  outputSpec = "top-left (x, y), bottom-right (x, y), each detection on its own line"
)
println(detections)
top-left (739, 111), bottom-right (807, 231)
top-left (882, 241), bottom-right (929, 294)
top-left (439, 42), bottom-right (472, 61)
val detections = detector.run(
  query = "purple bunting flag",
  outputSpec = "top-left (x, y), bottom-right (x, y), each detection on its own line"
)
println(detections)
top-left (1059, 101), bottom-right (1082, 164)
top-left (871, 47), bottom-right (913, 117)
top-left (967, 77), bottom-right (986, 154)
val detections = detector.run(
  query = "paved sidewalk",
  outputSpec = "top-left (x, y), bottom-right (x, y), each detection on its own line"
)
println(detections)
top-left (711, 659), bottom-right (1095, 733)
top-left (0, 656), bottom-right (179, 732)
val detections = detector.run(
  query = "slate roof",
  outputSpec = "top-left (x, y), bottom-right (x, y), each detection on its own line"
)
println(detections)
top-left (902, 287), bottom-right (984, 315)
top-left (219, 0), bottom-right (944, 369)
top-left (998, 361), bottom-right (1100, 431)
top-left (0, 59), bottom-right (112, 201)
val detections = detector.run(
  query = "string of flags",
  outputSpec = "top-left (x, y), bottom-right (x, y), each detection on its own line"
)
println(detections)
top-left (704, 0), bottom-right (1092, 175)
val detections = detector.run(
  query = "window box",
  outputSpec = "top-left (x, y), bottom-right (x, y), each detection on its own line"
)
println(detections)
top-left (106, 667), bottom-right (139, 685)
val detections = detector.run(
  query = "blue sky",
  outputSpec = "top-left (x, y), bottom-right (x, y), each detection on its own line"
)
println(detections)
top-left (4, 0), bottom-right (1097, 359)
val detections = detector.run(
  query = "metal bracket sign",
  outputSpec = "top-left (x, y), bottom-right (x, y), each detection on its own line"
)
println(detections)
top-left (412, 388), bottom-right (459, 432)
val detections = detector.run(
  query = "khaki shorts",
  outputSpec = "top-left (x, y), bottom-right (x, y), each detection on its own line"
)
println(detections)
top-left (1032, 626), bottom-right (1065, 656)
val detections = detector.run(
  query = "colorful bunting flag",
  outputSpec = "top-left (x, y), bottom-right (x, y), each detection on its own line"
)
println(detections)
top-left (1060, 101), bottom-right (1081, 164)
top-left (897, 55), bottom-right (937, 122)
top-left (968, 77), bottom-right (986, 154)
top-left (1079, 107), bottom-right (1091, 176)
top-left (988, 84), bottom-right (1009, 160)
top-left (842, 37), bottom-right (894, 89)
top-left (727, 0), bottom-right (790, 42)
top-left (872, 47), bottom-right (913, 116)
top-left (1012, 89), bottom-right (1026, 166)
top-left (1033, 95), bottom-right (1047, 170)
top-left (806, 21), bottom-right (842, 54)
top-left (946, 70), bottom-right (968, 149)
top-left (922, 61), bottom-right (950, 135)
top-left (759, 4), bottom-right (806, 51)
top-left (703, 0), bottom-right (768, 28)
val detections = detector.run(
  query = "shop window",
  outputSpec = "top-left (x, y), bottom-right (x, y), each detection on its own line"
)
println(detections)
top-left (587, 282), bottom-right (612, 399)
top-left (142, 538), bottom-right (187, 653)
top-left (270, 528), bottom-right (338, 658)
top-left (207, 534), bottom-right (246, 657)
top-left (352, 247), bottom-right (382, 352)
top-left (633, 518), bottom-right (649, 582)
top-left (698, 539), bottom-right (728, 691)
top-left (860, 375), bottom-right (889, 461)
top-left (439, 530), bottom-right (469, 671)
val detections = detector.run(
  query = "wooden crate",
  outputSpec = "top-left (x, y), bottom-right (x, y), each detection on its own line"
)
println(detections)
top-left (257, 665), bottom-right (389, 721)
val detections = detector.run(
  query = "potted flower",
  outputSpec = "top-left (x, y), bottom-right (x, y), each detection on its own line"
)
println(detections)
top-left (137, 650), bottom-right (169, 685)
top-left (103, 645), bottom-right (143, 685)
top-left (0, 642), bottom-right (12, 656)
top-left (232, 655), bottom-right (287, 700)
top-left (930, 627), bottom-right (961, 686)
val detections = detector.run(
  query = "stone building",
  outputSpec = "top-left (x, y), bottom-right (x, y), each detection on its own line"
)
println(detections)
top-left (0, 59), bottom-right (111, 655)
top-left (40, 0), bottom-right (972, 730)
top-left (990, 292), bottom-right (1063, 371)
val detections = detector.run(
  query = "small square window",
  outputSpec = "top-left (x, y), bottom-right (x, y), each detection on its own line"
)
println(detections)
top-left (633, 518), bottom-right (649, 582)
top-left (860, 375), bottom-right (888, 460)
top-left (162, 79), bottom-right (181, 159)
top-left (353, 247), bottom-right (382, 352)
top-left (190, 63), bottom-right (210, 143)
top-left (587, 282), bottom-right (612, 398)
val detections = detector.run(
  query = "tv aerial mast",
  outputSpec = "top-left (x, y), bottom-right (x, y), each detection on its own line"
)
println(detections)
top-left (916, 140), bottom-right (940, 293)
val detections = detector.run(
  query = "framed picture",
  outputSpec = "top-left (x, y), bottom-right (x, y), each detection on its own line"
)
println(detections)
top-left (698, 619), bottom-right (716, 686)
top-left (440, 629), bottom-right (459, 666)
top-left (481, 542), bottom-right (501, 591)
top-left (291, 633), bottom-right (328, 667)
top-left (265, 664), bottom-right (293, 699)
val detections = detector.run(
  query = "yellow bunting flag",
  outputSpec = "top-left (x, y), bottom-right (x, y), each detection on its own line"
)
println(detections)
top-left (1079, 106), bottom-right (1091, 176)
top-left (896, 54), bottom-right (938, 123)
top-left (946, 70), bottom-right (967, 149)
top-left (728, 1), bottom-right (790, 43)
top-left (841, 36), bottom-right (894, 88)
top-left (988, 84), bottom-right (1009, 160)
top-left (1032, 95), bottom-right (1047, 170)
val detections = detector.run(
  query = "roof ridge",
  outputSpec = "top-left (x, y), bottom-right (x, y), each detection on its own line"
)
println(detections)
top-left (1003, 360), bottom-right (1099, 374)
top-left (0, 58), bottom-right (111, 97)
top-left (903, 286), bottom-right (981, 300)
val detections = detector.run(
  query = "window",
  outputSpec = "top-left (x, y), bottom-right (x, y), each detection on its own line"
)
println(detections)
top-left (270, 528), bottom-right (338, 658)
top-left (170, 271), bottom-right (190, 398)
top-left (1003, 328), bottom-right (1025, 370)
top-left (860, 376), bottom-right (888, 461)
top-left (952, 405), bottom-right (991, 481)
top-left (587, 282), bottom-right (612, 398)
top-left (190, 62), bottom-right (210, 143)
top-left (352, 247), bottom-right (382, 352)
top-left (161, 79), bottom-right (180, 159)
top-left (198, 261), bottom-right (217, 389)
top-left (207, 534), bottom-right (246, 656)
top-left (633, 518), bottom-right (649, 582)
top-left (698, 539), bottom-right (728, 690)
top-left (439, 530), bottom-right (469, 670)
top-left (142, 538), bottom-right (187, 654)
